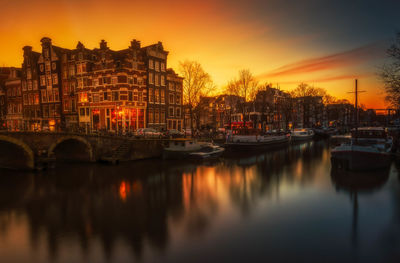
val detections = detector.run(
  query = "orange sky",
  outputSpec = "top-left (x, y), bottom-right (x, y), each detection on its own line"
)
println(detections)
top-left (0, 0), bottom-right (398, 108)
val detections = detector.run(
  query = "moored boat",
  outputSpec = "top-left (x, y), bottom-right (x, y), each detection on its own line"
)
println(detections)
top-left (291, 128), bottom-right (314, 141)
top-left (224, 129), bottom-right (290, 151)
top-left (313, 127), bottom-right (337, 138)
top-left (331, 127), bottom-right (393, 171)
top-left (189, 144), bottom-right (225, 160)
top-left (163, 139), bottom-right (223, 160)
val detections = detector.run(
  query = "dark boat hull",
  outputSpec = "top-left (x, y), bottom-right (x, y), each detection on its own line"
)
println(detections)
top-left (224, 137), bottom-right (290, 151)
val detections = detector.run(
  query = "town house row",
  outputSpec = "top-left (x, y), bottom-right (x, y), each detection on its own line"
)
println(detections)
top-left (0, 37), bottom-right (183, 132)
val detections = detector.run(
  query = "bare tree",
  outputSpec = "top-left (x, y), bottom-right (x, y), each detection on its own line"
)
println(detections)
top-left (179, 60), bottom-right (213, 131)
top-left (380, 31), bottom-right (400, 108)
top-left (225, 69), bottom-right (259, 127)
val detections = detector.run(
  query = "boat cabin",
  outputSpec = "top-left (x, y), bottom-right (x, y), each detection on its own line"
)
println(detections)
top-left (351, 127), bottom-right (387, 139)
top-left (167, 139), bottom-right (202, 151)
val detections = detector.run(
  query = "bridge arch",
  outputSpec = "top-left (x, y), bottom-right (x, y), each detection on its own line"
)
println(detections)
top-left (0, 135), bottom-right (35, 170)
top-left (48, 135), bottom-right (94, 162)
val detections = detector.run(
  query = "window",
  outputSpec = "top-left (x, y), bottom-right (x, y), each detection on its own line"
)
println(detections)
top-left (46, 75), bottom-right (52, 87)
top-left (176, 94), bottom-right (181, 105)
top-left (149, 72), bottom-right (154, 84)
top-left (155, 109), bottom-right (159, 123)
top-left (161, 111), bottom-right (166, 123)
top-left (53, 89), bottom-right (59, 102)
top-left (169, 94), bottom-right (174, 104)
top-left (103, 92), bottom-right (108, 101)
top-left (69, 66), bottom-right (75, 76)
top-left (22, 81), bottom-right (26, 91)
top-left (40, 75), bottom-right (46, 86)
top-left (33, 80), bottom-right (38, 90)
top-left (148, 110), bottom-right (153, 123)
top-left (133, 91), bottom-right (138, 101)
top-left (40, 64), bottom-right (44, 72)
top-left (149, 59), bottom-right (154, 69)
top-left (155, 61), bottom-right (160, 72)
top-left (45, 61), bottom-right (51, 72)
top-left (161, 89), bottom-right (165, 103)
top-left (112, 91), bottom-right (119, 101)
top-left (52, 74), bottom-right (58, 85)
top-left (92, 93), bottom-right (99, 103)
top-left (41, 90), bottom-right (47, 103)
top-left (149, 88), bottom-right (154, 103)
top-left (34, 94), bottom-right (39, 104)
top-left (28, 94), bottom-right (33, 105)
top-left (128, 91), bottom-right (133, 101)
top-left (155, 89), bottom-right (160, 103)
top-left (176, 108), bottom-right (181, 118)
top-left (23, 94), bottom-right (28, 105)
top-left (112, 77), bottom-right (117, 85)
top-left (161, 75), bottom-right (165, 86)
top-left (78, 78), bottom-right (83, 88)
top-left (47, 90), bottom-right (53, 102)
top-left (80, 108), bottom-right (85, 116)
top-left (161, 62), bottom-right (165, 72)
top-left (169, 107), bottom-right (174, 117)
top-left (27, 81), bottom-right (32, 90)
top-left (94, 78), bottom-right (99, 86)
top-left (27, 69), bottom-right (32, 79)
top-left (155, 74), bottom-right (159, 86)
top-left (52, 62), bottom-right (56, 70)
top-left (138, 91), bottom-right (143, 102)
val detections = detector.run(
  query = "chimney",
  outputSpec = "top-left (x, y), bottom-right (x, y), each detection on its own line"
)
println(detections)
top-left (23, 46), bottom-right (32, 54)
top-left (100, 40), bottom-right (108, 49)
top-left (130, 39), bottom-right (141, 49)
top-left (40, 37), bottom-right (52, 47)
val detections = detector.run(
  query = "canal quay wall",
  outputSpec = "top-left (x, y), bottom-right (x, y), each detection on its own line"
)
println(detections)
top-left (0, 132), bottom-right (168, 170)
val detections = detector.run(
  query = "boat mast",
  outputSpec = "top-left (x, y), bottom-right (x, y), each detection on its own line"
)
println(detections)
top-left (355, 79), bottom-right (358, 143)
top-left (349, 79), bottom-right (365, 144)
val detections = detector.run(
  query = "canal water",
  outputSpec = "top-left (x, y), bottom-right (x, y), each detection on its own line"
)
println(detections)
top-left (0, 140), bottom-right (399, 263)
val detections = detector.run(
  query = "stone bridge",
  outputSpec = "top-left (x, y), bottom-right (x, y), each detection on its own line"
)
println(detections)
top-left (0, 132), bottom-right (168, 170)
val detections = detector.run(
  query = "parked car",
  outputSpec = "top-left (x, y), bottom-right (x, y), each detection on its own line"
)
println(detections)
top-left (166, 129), bottom-right (184, 138)
top-left (135, 128), bottom-right (163, 138)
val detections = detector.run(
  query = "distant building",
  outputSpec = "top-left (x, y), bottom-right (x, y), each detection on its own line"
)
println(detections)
top-left (166, 69), bottom-right (183, 130)
top-left (21, 46), bottom-right (42, 131)
top-left (293, 96), bottom-right (324, 128)
top-left (4, 68), bottom-right (23, 131)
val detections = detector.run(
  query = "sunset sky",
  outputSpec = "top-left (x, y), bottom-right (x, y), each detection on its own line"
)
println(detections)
top-left (1, 0), bottom-right (399, 108)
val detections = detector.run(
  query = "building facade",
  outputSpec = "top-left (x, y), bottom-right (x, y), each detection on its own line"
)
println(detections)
top-left (2, 38), bottom-right (184, 133)
top-left (166, 69), bottom-right (183, 130)
top-left (5, 68), bottom-right (23, 131)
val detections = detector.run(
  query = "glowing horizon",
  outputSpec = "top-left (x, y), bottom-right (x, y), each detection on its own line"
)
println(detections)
top-left (0, 0), bottom-right (399, 108)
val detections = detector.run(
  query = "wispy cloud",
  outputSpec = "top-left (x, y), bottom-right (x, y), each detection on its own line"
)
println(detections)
top-left (259, 42), bottom-right (386, 79)
top-left (275, 72), bottom-right (374, 85)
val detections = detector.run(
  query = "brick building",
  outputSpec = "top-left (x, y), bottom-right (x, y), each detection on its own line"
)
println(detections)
top-left (4, 68), bottom-right (23, 131)
top-left (166, 69), bottom-right (183, 130)
top-left (2, 37), bottom-right (183, 133)
top-left (21, 46), bottom-right (41, 131)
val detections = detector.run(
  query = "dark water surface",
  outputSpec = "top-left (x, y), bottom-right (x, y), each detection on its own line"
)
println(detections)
top-left (0, 141), bottom-right (399, 263)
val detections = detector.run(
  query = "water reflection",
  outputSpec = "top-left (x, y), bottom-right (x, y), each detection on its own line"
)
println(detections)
top-left (0, 141), bottom-right (398, 262)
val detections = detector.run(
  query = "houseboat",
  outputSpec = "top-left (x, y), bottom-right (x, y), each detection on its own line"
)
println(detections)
top-left (291, 128), bottom-right (314, 141)
top-left (331, 127), bottom-right (393, 171)
top-left (163, 139), bottom-right (224, 160)
top-left (224, 129), bottom-right (290, 151)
